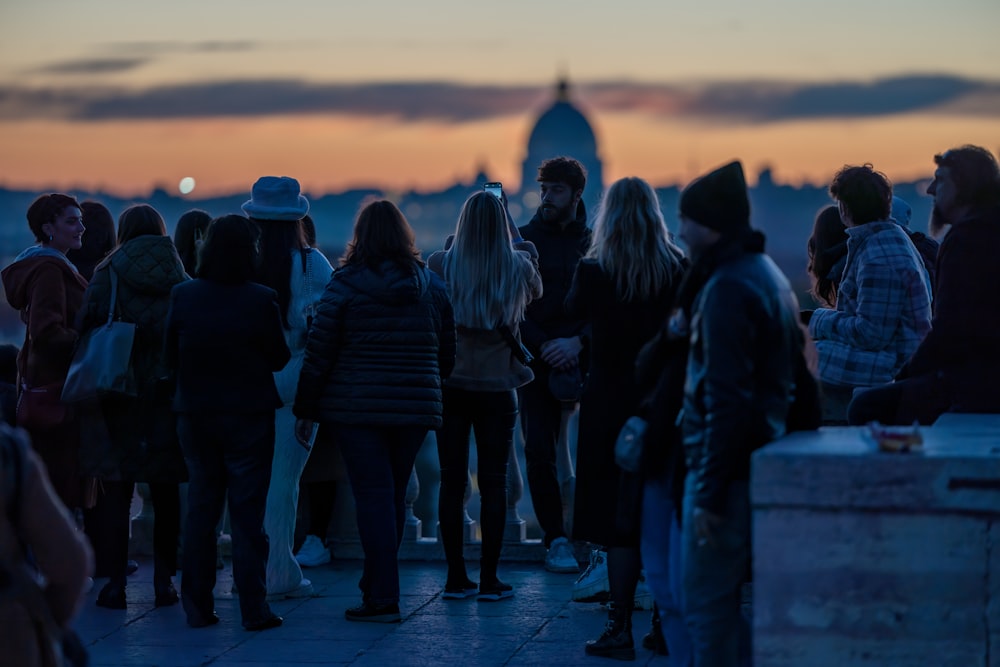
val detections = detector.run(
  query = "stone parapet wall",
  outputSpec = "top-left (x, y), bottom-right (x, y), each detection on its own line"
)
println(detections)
top-left (752, 416), bottom-right (1000, 667)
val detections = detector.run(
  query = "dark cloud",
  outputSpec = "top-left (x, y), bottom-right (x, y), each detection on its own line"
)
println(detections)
top-left (30, 57), bottom-right (151, 75)
top-left (581, 75), bottom-right (1000, 122)
top-left (104, 40), bottom-right (259, 55)
top-left (1, 75), bottom-right (996, 124)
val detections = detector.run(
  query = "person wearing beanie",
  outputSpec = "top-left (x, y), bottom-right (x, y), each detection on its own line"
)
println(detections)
top-left (807, 165), bottom-right (931, 423)
top-left (674, 160), bottom-right (804, 667)
top-left (242, 176), bottom-right (335, 601)
top-left (516, 156), bottom-right (591, 576)
top-left (849, 145), bottom-right (1000, 425)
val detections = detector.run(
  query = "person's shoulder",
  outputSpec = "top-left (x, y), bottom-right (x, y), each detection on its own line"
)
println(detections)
top-left (304, 246), bottom-right (334, 273)
top-left (427, 266), bottom-right (449, 293)
top-left (426, 250), bottom-right (446, 277)
top-left (247, 281), bottom-right (279, 301)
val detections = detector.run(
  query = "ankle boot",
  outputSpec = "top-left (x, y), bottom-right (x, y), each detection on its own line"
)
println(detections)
top-left (585, 604), bottom-right (635, 660)
top-left (641, 604), bottom-right (668, 655)
top-left (96, 578), bottom-right (127, 610)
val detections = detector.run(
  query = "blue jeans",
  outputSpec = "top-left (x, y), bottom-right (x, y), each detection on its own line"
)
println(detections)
top-left (681, 471), bottom-right (751, 667)
top-left (333, 424), bottom-right (427, 606)
top-left (179, 412), bottom-right (275, 625)
top-left (641, 474), bottom-right (692, 666)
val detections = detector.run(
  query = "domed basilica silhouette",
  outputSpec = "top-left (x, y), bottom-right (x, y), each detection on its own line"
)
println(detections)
top-left (519, 78), bottom-right (604, 213)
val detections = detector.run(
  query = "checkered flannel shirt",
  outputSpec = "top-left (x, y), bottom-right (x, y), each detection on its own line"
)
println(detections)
top-left (810, 221), bottom-right (931, 388)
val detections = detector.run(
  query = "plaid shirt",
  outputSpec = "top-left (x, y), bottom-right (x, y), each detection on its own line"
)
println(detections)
top-left (810, 221), bottom-right (931, 388)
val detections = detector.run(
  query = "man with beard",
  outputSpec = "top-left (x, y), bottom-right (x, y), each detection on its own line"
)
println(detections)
top-left (517, 156), bottom-right (591, 574)
top-left (849, 145), bottom-right (1000, 424)
top-left (674, 160), bottom-right (802, 666)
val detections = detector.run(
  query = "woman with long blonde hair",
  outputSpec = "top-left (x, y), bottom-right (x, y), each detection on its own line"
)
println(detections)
top-left (567, 176), bottom-right (686, 659)
top-left (428, 191), bottom-right (541, 601)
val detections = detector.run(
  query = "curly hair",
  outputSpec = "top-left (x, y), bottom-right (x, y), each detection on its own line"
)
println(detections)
top-left (536, 156), bottom-right (587, 193)
top-left (829, 164), bottom-right (892, 225)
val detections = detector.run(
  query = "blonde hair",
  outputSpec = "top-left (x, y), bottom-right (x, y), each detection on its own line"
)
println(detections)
top-left (445, 192), bottom-right (532, 329)
top-left (588, 177), bottom-right (685, 301)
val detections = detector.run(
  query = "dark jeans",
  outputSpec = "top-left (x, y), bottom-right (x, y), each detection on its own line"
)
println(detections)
top-left (85, 480), bottom-right (180, 584)
top-left (437, 387), bottom-right (516, 583)
top-left (519, 370), bottom-right (569, 548)
top-left (848, 373), bottom-right (953, 426)
top-left (333, 423), bottom-right (426, 606)
top-left (178, 412), bottom-right (275, 625)
top-left (681, 472), bottom-right (752, 667)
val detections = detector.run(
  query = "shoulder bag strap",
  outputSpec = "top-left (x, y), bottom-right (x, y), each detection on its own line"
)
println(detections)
top-left (106, 265), bottom-right (119, 325)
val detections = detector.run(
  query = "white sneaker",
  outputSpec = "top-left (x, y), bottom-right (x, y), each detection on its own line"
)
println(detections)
top-left (633, 571), bottom-right (653, 610)
top-left (266, 578), bottom-right (314, 601)
top-left (295, 535), bottom-right (331, 568)
top-left (544, 537), bottom-right (579, 573)
top-left (572, 549), bottom-right (609, 602)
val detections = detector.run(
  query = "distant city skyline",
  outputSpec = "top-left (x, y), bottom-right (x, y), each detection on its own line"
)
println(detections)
top-left (1, 0), bottom-right (998, 198)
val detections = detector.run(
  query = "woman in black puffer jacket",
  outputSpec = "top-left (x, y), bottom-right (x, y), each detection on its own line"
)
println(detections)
top-left (293, 200), bottom-right (455, 623)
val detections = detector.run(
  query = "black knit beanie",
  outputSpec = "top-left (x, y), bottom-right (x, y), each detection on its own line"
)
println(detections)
top-left (679, 161), bottom-right (750, 235)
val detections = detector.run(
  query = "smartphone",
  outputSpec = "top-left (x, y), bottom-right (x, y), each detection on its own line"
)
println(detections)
top-left (484, 182), bottom-right (503, 201)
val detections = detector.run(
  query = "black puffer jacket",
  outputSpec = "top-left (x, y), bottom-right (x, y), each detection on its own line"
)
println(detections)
top-left (294, 259), bottom-right (455, 428)
top-left (517, 205), bottom-right (591, 355)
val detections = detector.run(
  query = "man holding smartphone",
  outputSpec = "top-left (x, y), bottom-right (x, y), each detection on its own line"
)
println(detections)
top-left (517, 156), bottom-right (591, 574)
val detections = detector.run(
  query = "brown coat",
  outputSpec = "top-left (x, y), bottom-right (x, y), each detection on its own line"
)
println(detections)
top-left (1, 252), bottom-right (88, 386)
top-left (2, 250), bottom-right (89, 506)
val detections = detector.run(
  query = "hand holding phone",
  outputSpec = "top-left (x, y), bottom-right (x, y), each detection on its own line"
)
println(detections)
top-left (484, 182), bottom-right (503, 200)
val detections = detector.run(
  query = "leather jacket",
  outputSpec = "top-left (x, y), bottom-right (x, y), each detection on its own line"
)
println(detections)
top-left (681, 249), bottom-right (801, 514)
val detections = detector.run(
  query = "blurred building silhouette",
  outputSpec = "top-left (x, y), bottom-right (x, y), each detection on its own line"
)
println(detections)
top-left (519, 78), bottom-right (605, 215)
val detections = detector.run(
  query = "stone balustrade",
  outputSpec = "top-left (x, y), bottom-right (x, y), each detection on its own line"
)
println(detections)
top-left (131, 409), bottom-right (580, 563)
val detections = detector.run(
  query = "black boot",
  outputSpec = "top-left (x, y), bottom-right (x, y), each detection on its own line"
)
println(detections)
top-left (96, 577), bottom-right (127, 609)
top-left (585, 604), bottom-right (635, 661)
top-left (640, 604), bottom-right (668, 655)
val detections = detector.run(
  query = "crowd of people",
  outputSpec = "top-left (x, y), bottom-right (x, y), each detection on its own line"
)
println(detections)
top-left (0, 143), bottom-right (998, 665)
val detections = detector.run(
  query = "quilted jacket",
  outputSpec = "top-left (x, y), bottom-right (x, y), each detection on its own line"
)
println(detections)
top-left (76, 235), bottom-right (188, 481)
top-left (293, 259), bottom-right (456, 428)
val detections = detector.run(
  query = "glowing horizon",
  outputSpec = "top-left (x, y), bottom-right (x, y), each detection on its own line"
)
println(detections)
top-left (1, 0), bottom-right (998, 198)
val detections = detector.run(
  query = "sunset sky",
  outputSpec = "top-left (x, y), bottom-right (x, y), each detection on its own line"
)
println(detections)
top-left (1, 0), bottom-right (998, 198)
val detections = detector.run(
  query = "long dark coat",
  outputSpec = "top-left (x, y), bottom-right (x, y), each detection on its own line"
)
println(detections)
top-left (77, 235), bottom-right (188, 483)
top-left (565, 258), bottom-right (680, 547)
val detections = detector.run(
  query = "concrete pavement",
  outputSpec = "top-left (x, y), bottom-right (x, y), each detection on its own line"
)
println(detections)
top-left (75, 556), bottom-right (673, 666)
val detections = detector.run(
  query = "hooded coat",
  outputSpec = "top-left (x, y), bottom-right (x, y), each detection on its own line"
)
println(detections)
top-left (2, 248), bottom-right (88, 505)
top-left (294, 259), bottom-right (455, 428)
top-left (2, 248), bottom-right (88, 387)
top-left (75, 235), bottom-right (188, 482)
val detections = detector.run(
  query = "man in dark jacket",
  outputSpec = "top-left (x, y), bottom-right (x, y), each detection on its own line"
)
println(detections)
top-left (849, 145), bottom-right (1000, 424)
top-left (676, 161), bottom-right (801, 667)
top-left (517, 156), bottom-right (591, 574)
